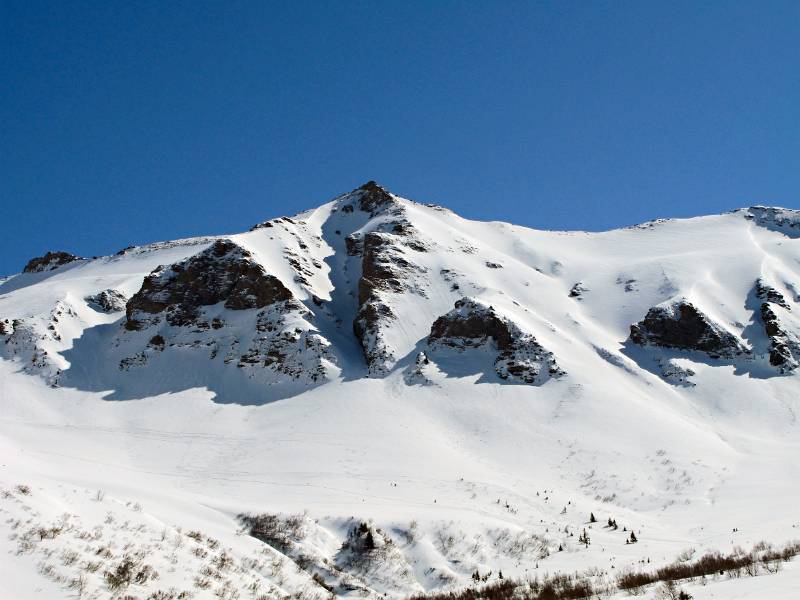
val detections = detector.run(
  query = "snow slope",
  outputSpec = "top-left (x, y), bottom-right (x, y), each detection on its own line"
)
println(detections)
top-left (1, 183), bottom-right (799, 599)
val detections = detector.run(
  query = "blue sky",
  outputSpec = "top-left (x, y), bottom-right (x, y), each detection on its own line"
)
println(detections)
top-left (1, 1), bottom-right (798, 274)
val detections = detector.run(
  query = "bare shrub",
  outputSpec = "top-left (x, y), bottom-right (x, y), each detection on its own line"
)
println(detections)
top-left (104, 554), bottom-right (158, 591)
top-left (238, 513), bottom-right (305, 553)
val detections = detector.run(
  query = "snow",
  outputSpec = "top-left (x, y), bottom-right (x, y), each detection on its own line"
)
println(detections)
top-left (1, 186), bottom-right (799, 598)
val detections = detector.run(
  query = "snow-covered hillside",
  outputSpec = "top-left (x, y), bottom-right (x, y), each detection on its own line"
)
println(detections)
top-left (2, 182), bottom-right (799, 599)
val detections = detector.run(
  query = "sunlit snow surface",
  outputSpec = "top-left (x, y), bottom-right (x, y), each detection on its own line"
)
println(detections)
top-left (1, 192), bottom-right (799, 598)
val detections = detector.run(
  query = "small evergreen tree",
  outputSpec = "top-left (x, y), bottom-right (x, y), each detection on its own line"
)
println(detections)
top-left (579, 529), bottom-right (590, 547)
top-left (590, 512), bottom-right (597, 523)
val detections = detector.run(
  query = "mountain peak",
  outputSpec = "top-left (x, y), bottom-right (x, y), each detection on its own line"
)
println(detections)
top-left (342, 180), bottom-right (396, 214)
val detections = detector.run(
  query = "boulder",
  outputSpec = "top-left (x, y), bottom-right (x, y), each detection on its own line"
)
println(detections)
top-left (86, 289), bottom-right (127, 313)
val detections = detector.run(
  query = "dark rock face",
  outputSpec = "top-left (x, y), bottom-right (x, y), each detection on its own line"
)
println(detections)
top-left (755, 279), bottom-right (790, 309)
top-left (428, 298), bottom-right (563, 384)
top-left (85, 289), bottom-right (127, 313)
top-left (117, 241), bottom-right (335, 384)
top-left (23, 251), bottom-right (80, 273)
top-left (355, 181), bottom-right (394, 214)
top-left (357, 233), bottom-right (410, 305)
top-left (756, 281), bottom-right (799, 372)
top-left (352, 231), bottom-right (423, 374)
top-left (430, 299), bottom-right (513, 350)
top-left (569, 282), bottom-right (587, 299)
top-left (125, 239), bottom-right (292, 330)
top-left (345, 233), bottom-right (363, 257)
top-left (353, 301), bottom-right (396, 374)
top-left (630, 300), bottom-right (749, 358)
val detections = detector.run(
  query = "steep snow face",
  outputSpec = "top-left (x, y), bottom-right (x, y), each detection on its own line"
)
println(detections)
top-left (2, 186), bottom-right (800, 598)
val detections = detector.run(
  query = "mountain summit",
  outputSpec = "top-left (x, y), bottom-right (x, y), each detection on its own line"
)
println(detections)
top-left (3, 183), bottom-right (797, 400)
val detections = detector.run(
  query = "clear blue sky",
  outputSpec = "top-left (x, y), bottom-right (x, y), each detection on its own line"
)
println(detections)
top-left (2, 1), bottom-right (798, 274)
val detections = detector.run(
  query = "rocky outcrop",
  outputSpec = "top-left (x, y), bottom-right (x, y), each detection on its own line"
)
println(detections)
top-left (125, 239), bottom-right (292, 330)
top-left (23, 251), bottom-right (80, 273)
top-left (236, 299), bottom-right (333, 382)
top-left (354, 180), bottom-right (394, 214)
top-left (630, 300), bottom-right (749, 358)
top-left (742, 206), bottom-right (800, 238)
top-left (86, 289), bottom-right (127, 313)
top-left (755, 279), bottom-right (790, 309)
top-left (352, 231), bottom-right (427, 374)
top-left (428, 298), bottom-right (563, 384)
top-left (1, 318), bottom-right (60, 384)
top-left (569, 282), bottom-right (588, 299)
top-left (756, 281), bottom-right (799, 372)
top-left (760, 304), bottom-right (798, 371)
top-left (118, 239), bottom-right (335, 385)
top-left (339, 184), bottom-right (435, 375)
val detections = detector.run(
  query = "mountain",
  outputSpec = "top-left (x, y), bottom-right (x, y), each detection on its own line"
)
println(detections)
top-left (1, 182), bottom-right (799, 599)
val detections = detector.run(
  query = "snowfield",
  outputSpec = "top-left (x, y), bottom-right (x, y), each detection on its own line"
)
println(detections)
top-left (1, 183), bottom-right (799, 599)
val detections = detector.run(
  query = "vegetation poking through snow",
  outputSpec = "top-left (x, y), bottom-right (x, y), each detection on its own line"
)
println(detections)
top-left (409, 541), bottom-right (800, 600)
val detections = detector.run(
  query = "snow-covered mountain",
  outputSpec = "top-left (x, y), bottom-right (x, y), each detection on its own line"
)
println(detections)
top-left (2, 182), bottom-right (800, 599)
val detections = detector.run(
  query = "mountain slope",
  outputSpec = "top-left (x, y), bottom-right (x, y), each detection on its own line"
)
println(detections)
top-left (1, 183), bottom-right (799, 598)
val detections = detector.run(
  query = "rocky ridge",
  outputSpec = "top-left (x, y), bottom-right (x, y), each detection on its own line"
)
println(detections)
top-left (22, 251), bottom-right (81, 273)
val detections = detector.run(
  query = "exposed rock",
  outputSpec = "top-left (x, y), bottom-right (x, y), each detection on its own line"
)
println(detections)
top-left (658, 360), bottom-right (696, 387)
top-left (237, 299), bottom-right (334, 382)
top-left (353, 232), bottom-right (425, 374)
top-left (569, 282), bottom-right (588, 299)
top-left (485, 261), bottom-right (503, 269)
top-left (760, 302), bottom-right (799, 373)
top-left (630, 300), bottom-right (749, 358)
top-left (249, 219), bottom-right (275, 231)
top-left (354, 181), bottom-right (394, 214)
top-left (23, 251), bottom-right (80, 273)
top-left (147, 334), bottom-right (165, 350)
top-left (616, 276), bottom-right (638, 292)
top-left (345, 233), bottom-right (363, 256)
top-left (742, 206), bottom-right (800, 238)
top-left (353, 300), bottom-right (396, 374)
top-left (428, 298), bottom-right (563, 384)
top-left (116, 240), bottom-right (335, 385)
top-left (1, 318), bottom-right (59, 383)
top-left (755, 278), bottom-right (790, 309)
top-left (125, 239), bottom-right (292, 330)
top-left (357, 233), bottom-right (411, 304)
top-left (85, 289), bottom-right (127, 313)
